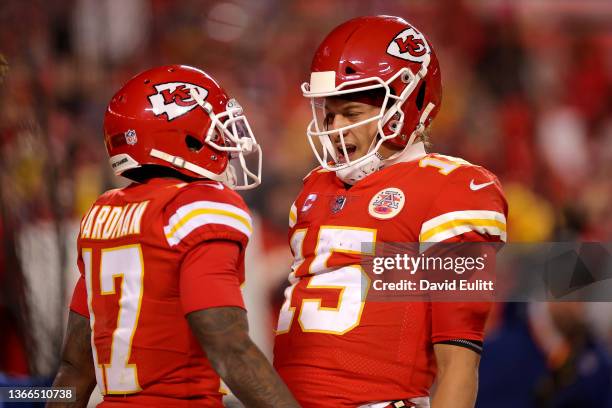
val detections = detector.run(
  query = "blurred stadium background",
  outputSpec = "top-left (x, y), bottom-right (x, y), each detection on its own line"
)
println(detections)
top-left (0, 0), bottom-right (611, 406)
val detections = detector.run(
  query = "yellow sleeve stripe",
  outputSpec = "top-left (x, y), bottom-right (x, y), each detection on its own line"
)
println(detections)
top-left (164, 200), bottom-right (252, 246)
top-left (289, 202), bottom-right (297, 228)
top-left (218, 380), bottom-right (229, 395)
top-left (165, 208), bottom-right (252, 238)
top-left (420, 210), bottom-right (506, 242)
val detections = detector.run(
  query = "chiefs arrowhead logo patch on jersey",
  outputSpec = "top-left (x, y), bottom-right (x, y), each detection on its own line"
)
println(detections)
top-left (148, 82), bottom-right (208, 121)
top-left (369, 187), bottom-right (405, 220)
top-left (386, 27), bottom-right (430, 63)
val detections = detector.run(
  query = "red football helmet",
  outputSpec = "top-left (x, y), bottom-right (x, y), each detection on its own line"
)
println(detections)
top-left (302, 15), bottom-right (442, 180)
top-left (104, 65), bottom-right (261, 189)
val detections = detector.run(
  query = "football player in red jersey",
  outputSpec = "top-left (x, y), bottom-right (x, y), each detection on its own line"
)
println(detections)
top-left (273, 16), bottom-right (508, 408)
top-left (48, 65), bottom-right (300, 408)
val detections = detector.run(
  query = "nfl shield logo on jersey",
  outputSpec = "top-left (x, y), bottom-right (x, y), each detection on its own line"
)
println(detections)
top-left (369, 187), bottom-right (405, 219)
top-left (124, 129), bottom-right (138, 145)
top-left (331, 195), bottom-right (347, 214)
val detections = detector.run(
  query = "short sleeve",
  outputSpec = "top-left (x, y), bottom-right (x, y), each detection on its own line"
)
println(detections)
top-left (424, 165), bottom-right (506, 345)
top-left (180, 240), bottom-right (245, 315)
top-left (431, 300), bottom-right (491, 344)
top-left (419, 165), bottom-right (508, 243)
top-left (430, 232), bottom-right (495, 344)
top-left (163, 182), bottom-right (252, 254)
top-left (69, 276), bottom-right (89, 318)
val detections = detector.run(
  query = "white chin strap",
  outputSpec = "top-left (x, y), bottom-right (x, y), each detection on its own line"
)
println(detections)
top-left (335, 138), bottom-right (428, 186)
top-left (334, 102), bottom-right (435, 185)
top-left (335, 153), bottom-right (384, 185)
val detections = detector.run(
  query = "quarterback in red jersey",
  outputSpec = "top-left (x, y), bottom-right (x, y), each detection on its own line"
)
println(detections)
top-left (273, 16), bottom-right (507, 408)
top-left (49, 65), bottom-right (299, 408)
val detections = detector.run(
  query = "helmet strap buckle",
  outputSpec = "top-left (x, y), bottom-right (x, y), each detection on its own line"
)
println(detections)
top-left (171, 156), bottom-right (186, 169)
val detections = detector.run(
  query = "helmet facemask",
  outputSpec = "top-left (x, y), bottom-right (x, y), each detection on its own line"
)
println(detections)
top-left (149, 91), bottom-right (262, 189)
top-left (303, 58), bottom-right (430, 178)
top-left (193, 91), bottom-right (262, 190)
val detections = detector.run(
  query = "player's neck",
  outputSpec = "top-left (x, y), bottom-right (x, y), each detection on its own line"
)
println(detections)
top-left (382, 141), bottom-right (427, 168)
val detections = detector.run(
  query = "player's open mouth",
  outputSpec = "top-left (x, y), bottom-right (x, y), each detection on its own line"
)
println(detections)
top-left (336, 143), bottom-right (357, 162)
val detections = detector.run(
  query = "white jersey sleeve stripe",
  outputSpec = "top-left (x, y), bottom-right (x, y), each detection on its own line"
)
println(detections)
top-left (422, 224), bottom-right (507, 243)
top-left (420, 210), bottom-right (507, 242)
top-left (164, 200), bottom-right (252, 246)
top-left (166, 213), bottom-right (251, 246)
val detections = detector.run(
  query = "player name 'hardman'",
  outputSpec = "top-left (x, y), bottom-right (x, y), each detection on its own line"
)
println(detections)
top-left (80, 201), bottom-right (149, 240)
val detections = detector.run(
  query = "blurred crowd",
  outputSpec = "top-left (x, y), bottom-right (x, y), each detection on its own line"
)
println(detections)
top-left (2, 0), bottom-right (612, 240)
top-left (1, 0), bottom-right (611, 405)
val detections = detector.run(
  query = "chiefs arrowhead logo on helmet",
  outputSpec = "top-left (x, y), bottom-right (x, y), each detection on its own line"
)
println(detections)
top-left (148, 82), bottom-right (209, 120)
top-left (386, 27), bottom-right (430, 63)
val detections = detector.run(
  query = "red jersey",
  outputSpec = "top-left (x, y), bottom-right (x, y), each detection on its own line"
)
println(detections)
top-left (69, 178), bottom-right (252, 407)
top-left (273, 153), bottom-right (508, 407)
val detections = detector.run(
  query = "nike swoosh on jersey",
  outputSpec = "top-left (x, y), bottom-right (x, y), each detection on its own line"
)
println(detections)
top-left (469, 180), bottom-right (494, 191)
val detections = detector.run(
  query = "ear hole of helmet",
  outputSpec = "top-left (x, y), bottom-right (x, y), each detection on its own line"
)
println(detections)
top-left (345, 66), bottom-right (357, 75)
top-left (416, 82), bottom-right (426, 111)
top-left (185, 135), bottom-right (204, 152)
top-left (401, 71), bottom-right (412, 84)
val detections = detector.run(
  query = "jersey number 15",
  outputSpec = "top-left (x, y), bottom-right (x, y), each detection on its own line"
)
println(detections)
top-left (276, 226), bottom-right (376, 335)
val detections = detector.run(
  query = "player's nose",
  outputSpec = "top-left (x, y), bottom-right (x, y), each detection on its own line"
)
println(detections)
top-left (329, 118), bottom-right (352, 144)
top-left (326, 113), bottom-right (348, 131)
top-left (331, 129), bottom-right (350, 144)
top-left (330, 113), bottom-right (349, 130)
